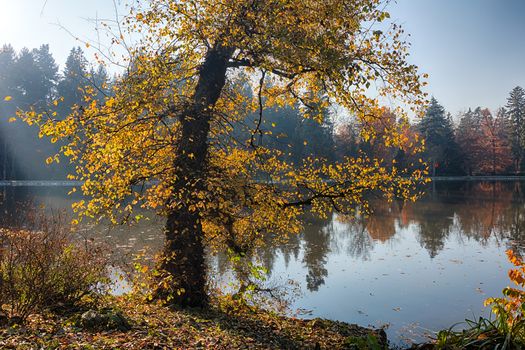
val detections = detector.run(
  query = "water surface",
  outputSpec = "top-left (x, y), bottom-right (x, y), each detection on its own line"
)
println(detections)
top-left (1, 181), bottom-right (523, 345)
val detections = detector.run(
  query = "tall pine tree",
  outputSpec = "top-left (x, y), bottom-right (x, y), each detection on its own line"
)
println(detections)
top-left (57, 47), bottom-right (89, 117)
top-left (32, 44), bottom-right (59, 105)
top-left (418, 98), bottom-right (462, 176)
top-left (505, 86), bottom-right (525, 173)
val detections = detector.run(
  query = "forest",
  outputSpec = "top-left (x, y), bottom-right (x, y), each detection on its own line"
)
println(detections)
top-left (1, 44), bottom-right (524, 181)
top-left (2, 0), bottom-right (525, 348)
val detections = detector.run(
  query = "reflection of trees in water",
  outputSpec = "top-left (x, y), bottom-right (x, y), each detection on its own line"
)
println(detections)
top-left (410, 198), bottom-right (455, 258)
top-left (417, 220), bottom-right (451, 258)
top-left (217, 216), bottom-right (332, 292)
top-left (453, 182), bottom-right (508, 243)
top-left (499, 182), bottom-right (525, 257)
top-left (438, 182), bottom-right (525, 258)
top-left (250, 231), bottom-right (302, 277)
top-left (6, 182), bottom-right (525, 292)
top-left (332, 215), bottom-right (374, 261)
top-left (302, 220), bottom-right (331, 291)
top-left (413, 181), bottom-right (525, 257)
top-left (274, 233), bottom-right (301, 271)
top-left (366, 199), bottom-right (401, 242)
top-left (506, 203), bottom-right (525, 258)
top-left (328, 182), bottom-right (525, 260)
top-left (265, 215), bottom-right (332, 292)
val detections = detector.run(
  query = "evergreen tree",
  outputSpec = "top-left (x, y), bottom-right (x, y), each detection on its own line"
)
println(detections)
top-left (505, 86), bottom-right (525, 173)
top-left (0, 45), bottom-right (16, 100)
top-left (292, 109), bottom-right (335, 163)
top-left (12, 48), bottom-right (43, 108)
top-left (242, 101), bottom-right (335, 164)
top-left (57, 47), bottom-right (89, 117)
top-left (32, 44), bottom-right (59, 104)
top-left (418, 98), bottom-right (463, 176)
top-left (456, 108), bottom-right (481, 175)
top-left (0, 45), bottom-right (17, 180)
top-left (89, 64), bottom-right (111, 101)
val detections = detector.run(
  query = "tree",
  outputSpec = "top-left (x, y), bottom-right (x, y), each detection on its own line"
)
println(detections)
top-left (24, 0), bottom-right (427, 307)
top-left (0, 45), bottom-right (17, 180)
top-left (1, 45), bottom-right (61, 180)
top-left (418, 98), bottom-right (462, 176)
top-left (456, 108), bottom-right (482, 175)
top-left (32, 44), bottom-right (59, 105)
top-left (335, 121), bottom-right (360, 159)
top-left (477, 108), bottom-right (512, 175)
top-left (89, 64), bottom-right (111, 101)
top-left (359, 108), bottom-right (406, 164)
top-left (252, 104), bottom-right (335, 164)
top-left (505, 86), bottom-right (525, 173)
top-left (0, 45), bottom-right (16, 100)
top-left (12, 48), bottom-right (43, 108)
top-left (335, 108), bottom-right (422, 170)
top-left (56, 47), bottom-right (89, 117)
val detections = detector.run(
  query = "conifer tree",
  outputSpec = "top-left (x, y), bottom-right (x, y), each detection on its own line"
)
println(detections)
top-left (418, 98), bottom-right (462, 176)
top-left (57, 47), bottom-right (89, 117)
top-left (505, 86), bottom-right (525, 173)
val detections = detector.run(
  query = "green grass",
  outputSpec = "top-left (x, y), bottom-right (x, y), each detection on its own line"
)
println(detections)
top-left (432, 316), bottom-right (525, 349)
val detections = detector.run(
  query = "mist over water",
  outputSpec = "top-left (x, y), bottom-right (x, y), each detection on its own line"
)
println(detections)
top-left (0, 180), bottom-right (523, 345)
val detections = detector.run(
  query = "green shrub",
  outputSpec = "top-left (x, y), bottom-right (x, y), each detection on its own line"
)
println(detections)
top-left (0, 213), bottom-right (109, 321)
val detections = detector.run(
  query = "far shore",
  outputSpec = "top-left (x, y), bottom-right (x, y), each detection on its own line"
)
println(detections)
top-left (431, 175), bottom-right (525, 181)
top-left (1, 176), bottom-right (525, 187)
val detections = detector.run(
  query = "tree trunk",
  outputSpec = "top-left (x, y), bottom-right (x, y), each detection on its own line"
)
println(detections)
top-left (158, 45), bottom-right (233, 307)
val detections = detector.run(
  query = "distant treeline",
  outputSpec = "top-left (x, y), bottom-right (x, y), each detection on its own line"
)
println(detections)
top-left (0, 43), bottom-right (523, 180)
top-left (336, 92), bottom-right (525, 177)
top-left (0, 44), bottom-right (109, 180)
top-left (419, 93), bottom-right (525, 176)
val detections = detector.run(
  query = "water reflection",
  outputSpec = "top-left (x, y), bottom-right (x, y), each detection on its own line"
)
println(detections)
top-left (231, 182), bottom-right (521, 295)
top-left (1, 181), bottom-right (525, 344)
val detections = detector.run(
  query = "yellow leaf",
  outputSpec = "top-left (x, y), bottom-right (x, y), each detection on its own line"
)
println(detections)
top-left (8, 117), bottom-right (16, 123)
top-left (4, 96), bottom-right (12, 101)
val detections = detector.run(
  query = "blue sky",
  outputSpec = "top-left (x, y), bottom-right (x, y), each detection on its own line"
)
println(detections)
top-left (389, 0), bottom-right (525, 115)
top-left (1, 0), bottom-right (524, 115)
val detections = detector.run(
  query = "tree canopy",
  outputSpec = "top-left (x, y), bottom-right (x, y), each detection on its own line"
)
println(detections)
top-left (20, 0), bottom-right (428, 306)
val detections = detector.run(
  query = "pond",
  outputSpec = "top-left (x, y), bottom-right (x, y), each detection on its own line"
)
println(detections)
top-left (0, 180), bottom-right (523, 346)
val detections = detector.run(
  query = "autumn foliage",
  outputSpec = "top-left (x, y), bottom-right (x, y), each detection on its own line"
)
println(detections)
top-left (483, 249), bottom-right (525, 344)
top-left (18, 0), bottom-right (428, 306)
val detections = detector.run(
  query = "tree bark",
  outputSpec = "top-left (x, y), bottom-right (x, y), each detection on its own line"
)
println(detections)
top-left (158, 45), bottom-right (233, 307)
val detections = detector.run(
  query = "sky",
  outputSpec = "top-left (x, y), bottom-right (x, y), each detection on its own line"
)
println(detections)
top-left (0, 0), bottom-right (524, 116)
